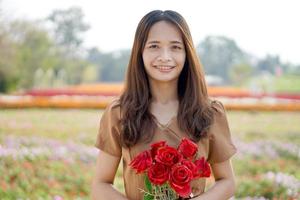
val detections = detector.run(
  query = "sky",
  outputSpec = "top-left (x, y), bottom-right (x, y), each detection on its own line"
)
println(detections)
top-left (2, 0), bottom-right (300, 64)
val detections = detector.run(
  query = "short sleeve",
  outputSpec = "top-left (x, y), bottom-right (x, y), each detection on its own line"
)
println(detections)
top-left (95, 99), bottom-right (122, 157)
top-left (207, 100), bottom-right (237, 164)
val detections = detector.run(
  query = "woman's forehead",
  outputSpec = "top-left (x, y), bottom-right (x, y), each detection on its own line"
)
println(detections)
top-left (146, 21), bottom-right (183, 43)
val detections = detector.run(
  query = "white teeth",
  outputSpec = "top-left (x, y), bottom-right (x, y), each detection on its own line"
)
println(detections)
top-left (155, 65), bottom-right (174, 70)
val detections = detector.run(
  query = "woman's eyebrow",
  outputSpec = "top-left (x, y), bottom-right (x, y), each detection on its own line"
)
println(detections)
top-left (147, 40), bottom-right (183, 44)
top-left (146, 40), bottom-right (160, 44)
top-left (170, 41), bottom-right (183, 44)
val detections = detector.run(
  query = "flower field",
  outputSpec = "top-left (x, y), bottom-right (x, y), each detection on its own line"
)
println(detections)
top-left (1, 83), bottom-right (300, 111)
top-left (0, 109), bottom-right (299, 199)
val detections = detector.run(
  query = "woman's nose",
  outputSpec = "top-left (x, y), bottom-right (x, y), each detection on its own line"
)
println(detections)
top-left (157, 48), bottom-right (171, 62)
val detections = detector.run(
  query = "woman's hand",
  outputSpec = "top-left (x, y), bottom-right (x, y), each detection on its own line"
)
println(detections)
top-left (191, 159), bottom-right (236, 200)
top-left (91, 150), bottom-right (128, 200)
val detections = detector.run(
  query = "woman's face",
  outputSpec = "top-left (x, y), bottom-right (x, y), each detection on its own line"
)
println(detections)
top-left (142, 21), bottom-right (186, 84)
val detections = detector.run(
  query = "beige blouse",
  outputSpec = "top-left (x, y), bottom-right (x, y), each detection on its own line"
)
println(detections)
top-left (95, 99), bottom-right (237, 200)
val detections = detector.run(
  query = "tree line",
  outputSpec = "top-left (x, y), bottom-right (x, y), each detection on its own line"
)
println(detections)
top-left (0, 5), bottom-right (299, 93)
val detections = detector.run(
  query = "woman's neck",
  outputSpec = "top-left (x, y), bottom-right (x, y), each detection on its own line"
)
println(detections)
top-left (149, 79), bottom-right (178, 104)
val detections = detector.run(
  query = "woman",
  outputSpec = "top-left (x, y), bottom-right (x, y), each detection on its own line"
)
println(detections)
top-left (91, 10), bottom-right (237, 200)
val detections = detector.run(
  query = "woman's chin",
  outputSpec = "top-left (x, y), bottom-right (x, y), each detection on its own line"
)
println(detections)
top-left (149, 76), bottom-right (179, 84)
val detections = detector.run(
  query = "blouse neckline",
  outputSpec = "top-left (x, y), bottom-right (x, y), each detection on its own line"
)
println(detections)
top-left (152, 115), bottom-right (177, 131)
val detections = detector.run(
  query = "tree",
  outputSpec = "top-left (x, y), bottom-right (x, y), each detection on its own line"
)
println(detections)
top-left (256, 54), bottom-right (281, 74)
top-left (229, 63), bottom-right (253, 85)
top-left (45, 7), bottom-right (90, 86)
top-left (0, 5), bottom-right (93, 92)
top-left (8, 20), bottom-right (62, 89)
top-left (0, 25), bottom-right (17, 92)
top-left (47, 6), bottom-right (89, 55)
top-left (197, 36), bottom-right (246, 82)
top-left (87, 48), bottom-right (129, 82)
top-left (0, 2), bottom-right (19, 92)
top-left (82, 64), bottom-right (98, 83)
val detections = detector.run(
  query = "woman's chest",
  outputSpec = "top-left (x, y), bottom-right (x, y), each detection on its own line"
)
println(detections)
top-left (124, 127), bottom-right (210, 166)
top-left (121, 128), bottom-right (210, 200)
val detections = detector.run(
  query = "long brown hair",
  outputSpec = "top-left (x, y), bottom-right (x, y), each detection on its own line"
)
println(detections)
top-left (118, 10), bottom-right (214, 147)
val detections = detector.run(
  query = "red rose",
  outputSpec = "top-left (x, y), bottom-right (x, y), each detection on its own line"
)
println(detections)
top-left (155, 146), bottom-right (182, 167)
top-left (169, 164), bottom-right (193, 198)
top-left (178, 138), bottom-right (198, 159)
top-left (150, 141), bottom-right (166, 159)
top-left (129, 150), bottom-right (152, 173)
top-left (147, 162), bottom-right (169, 185)
top-left (194, 157), bottom-right (211, 178)
top-left (181, 159), bottom-right (198, 179)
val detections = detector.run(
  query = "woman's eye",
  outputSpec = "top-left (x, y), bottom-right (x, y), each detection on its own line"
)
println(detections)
top-left (172, 45), bottom-right (182, 50)
top-left (149, 44), bottom-right (159, 49)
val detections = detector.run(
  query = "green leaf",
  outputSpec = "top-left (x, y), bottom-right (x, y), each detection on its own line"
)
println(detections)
top-left (143, 193), bottom-right (154, 200)
top-left (143, 176), bottom-right (154, 200)
top-left (144, 176), bottom-right (152, 192)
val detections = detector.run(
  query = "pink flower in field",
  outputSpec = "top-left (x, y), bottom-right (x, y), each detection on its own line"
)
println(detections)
top-left (53, 195), bottom-right (63, 200)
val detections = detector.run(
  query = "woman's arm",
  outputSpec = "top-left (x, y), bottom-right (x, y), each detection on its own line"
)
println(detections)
top-left (91, 150), bottom-right (128, 200)
top-left (193, 159), bottom-right (236, 200)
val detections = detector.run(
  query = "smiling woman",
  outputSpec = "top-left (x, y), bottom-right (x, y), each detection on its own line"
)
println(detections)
top-left (142, 21), bottom-right (186, 83)
top-left (91, 10), bottom-right (237, 200)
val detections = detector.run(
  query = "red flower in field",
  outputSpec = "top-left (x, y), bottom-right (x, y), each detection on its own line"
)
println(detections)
top-left (150, 141), bottom-right (166, 158)
top-left (194, 157), bottom-right (211, 178)
top-left (147, 162), bottom-right (169, 185)
top-left (129, 150), bottom-right (152, 173)
top-left (155, 146), bottom-right (182, 167)
top-left (169, 164), bottom-right (193, 198)
top-left (178, 138), bottom-right (198, 159)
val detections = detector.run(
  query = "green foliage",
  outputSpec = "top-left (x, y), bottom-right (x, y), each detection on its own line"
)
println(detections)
top-left (1, 4), bottom-right (300, 92)
top-left (0, 21), bottom-right (19, 92)
top-left (197, 36), bottom-right (246, 82)
top-left (144, 194), bottom-right (154, 200)
top-left (228, 111), bottom-right (300, 144)
top-left (82, 64), bottom-right (99, 83)
top-left (145, 175), bottom-right (153, 192)
top-left (0, 157), bottom-right (92, 199)
top-left (234, 158), bottom-right (300, 179)
top-left (0, 14), bottom-right (91, 91)
top-left (236, 178), bottom-right (289, 199)
top-left (87, 48), bottom-right (129, 82)
top-left (229, 62), bottom-right (253, 85)
top-left (47, 6), bottom-right (89, 52)
top-left (271, 74), bottom-right (300, 93)
top-left (289, 64), bottom-right (300, 75)
top-left (10, 20), bottom-right (59, 89)
top-left (244, 74), bottom-right (300, 93)
top-left (256, 54), bottom-right (281, 74)
top-left (0, 5), bottom-right (93, 92)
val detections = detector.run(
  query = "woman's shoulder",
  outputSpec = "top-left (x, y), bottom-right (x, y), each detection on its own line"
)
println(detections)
top-left (102, 97), bottom-right (122, 121)
top-left (208, 99), bottom-right (228, 129)
top-left (106, 97), bottom-right (121, 109)
top-left (209, 99), bottom-right (226, 115)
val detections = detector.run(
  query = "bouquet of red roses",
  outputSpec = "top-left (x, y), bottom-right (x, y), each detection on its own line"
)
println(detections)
top-left (129, 138), bottom-right (211, 200)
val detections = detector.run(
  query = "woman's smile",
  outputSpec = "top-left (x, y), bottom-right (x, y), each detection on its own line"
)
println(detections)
top-left (154, 65), bottom-right (176, 73)
top-left (142, 21), bottom-right (186, 82)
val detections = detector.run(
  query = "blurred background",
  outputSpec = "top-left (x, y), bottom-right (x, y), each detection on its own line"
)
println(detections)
top-left (0, 0), bottom-right (299, 199)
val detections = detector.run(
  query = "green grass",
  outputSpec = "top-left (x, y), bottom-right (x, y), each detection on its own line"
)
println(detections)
top-left (227, 111), bottom-right (300, 144)
top-left (273, 74), bottom-right (300, 93)
top-left (0, 108), bottom-right (102, 145)
top-left (1, 109), bottom-right (299, 145)
top-left (243, 74), bottom-right (300, 93)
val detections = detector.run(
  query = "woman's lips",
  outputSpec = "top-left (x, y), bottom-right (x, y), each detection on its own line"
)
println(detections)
top-left (154, 65), bottom-right (175, 73)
